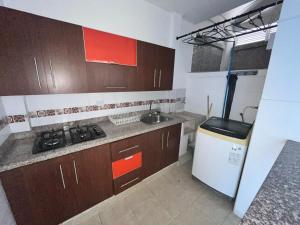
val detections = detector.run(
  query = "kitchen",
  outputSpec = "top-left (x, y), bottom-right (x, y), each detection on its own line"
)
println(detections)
top-left (0, 0), bottom-right (299, 225)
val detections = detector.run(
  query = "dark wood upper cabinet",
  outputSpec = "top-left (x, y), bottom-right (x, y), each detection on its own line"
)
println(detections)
top-left (0, 7), bottom-right (87, 95)
top-left (137, 41), bottom-right (157, 91)
top-left (37, 17), bottom-right (88, 94)
top-left (137, 41), bottom-right (175, 91)
top-left (0, 7), bottom-right (49, 96)
top-left (159, 47), bottom-right (175, 90)
top-left (86, 62), bottom-right (137, 92)
top-left (0, 7), bottom-right (175, 95)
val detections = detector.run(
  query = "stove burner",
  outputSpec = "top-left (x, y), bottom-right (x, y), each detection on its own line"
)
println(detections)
top-left (79, 133), bottom-right (87, 138)
top-left (33, 124), bottom-right (106, 154)
top-left (44, 138), bottom-right (60, 146)
top-left (33, 129), bottom-right (66, 154)
top-left (69, 124), bottom-right (106, 144)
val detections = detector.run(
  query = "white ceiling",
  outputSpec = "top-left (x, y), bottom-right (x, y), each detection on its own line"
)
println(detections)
top-left (146, 0), bottom-right (254, 24)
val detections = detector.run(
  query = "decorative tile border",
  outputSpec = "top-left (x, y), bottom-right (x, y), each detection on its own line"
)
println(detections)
top-left (6, 97), bottom-right (186, 124)
top-left (5, 115), bottom-right (26, 124)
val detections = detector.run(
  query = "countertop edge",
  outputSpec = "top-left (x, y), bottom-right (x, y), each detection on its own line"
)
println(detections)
top-left (0, 117), bottom-right (185, 173)
top-left (240, 140), bottom-right (300, 225)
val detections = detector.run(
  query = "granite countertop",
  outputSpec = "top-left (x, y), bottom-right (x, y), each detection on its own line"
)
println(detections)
top-left (170, 111), bottom-right (206, 122)
top-left (0, 113), bottom-right (189, 173)
top-left (241, 140), bottom-right (300, 225)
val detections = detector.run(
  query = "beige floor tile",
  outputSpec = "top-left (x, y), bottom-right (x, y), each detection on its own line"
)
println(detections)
top-left (156, 182), bottom-right (198, 217)
top-left (133, 198), bottom-right (172, 225)
top-left (63, 160), bottom-right (238, 225)
top-left (123, 183), bottom-right (155, 209)
top-left (192, 189), bottom-right (233, 225)
top-left (99, 196), bottom-right (135, 225)
top-left (222, 212), bottom-right (241, 225)
top-left (169, 205), bottom-right (217, 225)
top-left (100, 210), bottom-right (139, 225)
top-left (145, 174), bottom-right (174, 197)
top-left (180, 159), bottom-right (193, 173)
top-left (74, 213), bottom-right (102, 225)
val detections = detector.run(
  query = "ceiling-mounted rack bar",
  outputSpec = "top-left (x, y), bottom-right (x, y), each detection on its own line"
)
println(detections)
top-left (200, 24), bottom-right (278, 46)
top-left (176, 0), bottom-right (283, 42)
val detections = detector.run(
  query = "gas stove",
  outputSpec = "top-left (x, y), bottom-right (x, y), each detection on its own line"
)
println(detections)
top-left (33, 124), bottom-right (106, 154)
top-left (69, 124), bottom-right (106, 144)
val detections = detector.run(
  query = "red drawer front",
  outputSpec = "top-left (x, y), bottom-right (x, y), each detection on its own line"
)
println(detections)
top-left (82, 27), bottom-right (137, 66)
top-left (112, 152), bottom-right (142, 179)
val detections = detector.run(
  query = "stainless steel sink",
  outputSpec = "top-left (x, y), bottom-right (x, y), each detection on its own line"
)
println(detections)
top-left (141, 112), bottom-right (173, 124)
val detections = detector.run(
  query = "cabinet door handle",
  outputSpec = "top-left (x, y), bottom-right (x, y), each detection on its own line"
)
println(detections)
top-left (104, 86), bottom-right (127, 89)
top-left (59, 164), bottom-right (66, 189)
top-left (73, 160), bottom-right (79, 184)
top-left (153, 68), bottom-right (157, 88)
top-left (33, 57), bottom-right (42, 89)
top-left (167, 131), bottom-right (170, 148)
top-left (158, 69), bottom-right (162, 88)
top-left (120, 177), bottom-right (140, 188)
top-left (49, 59), bottom-right (56, 89)
top-left (161, 133), bottom-right (164, 150)
top-left (124, 156), bottom-right (134, 160)
top-left (119, 145), bottom-right (139, 153)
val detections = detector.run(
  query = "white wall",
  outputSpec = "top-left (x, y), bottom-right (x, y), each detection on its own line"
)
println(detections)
top-left (234, 0), bottom-right (300, 218)
top-left (172, 17), bottom-right (194, 89)
top-left (185, 70), bottom-right (267, 123)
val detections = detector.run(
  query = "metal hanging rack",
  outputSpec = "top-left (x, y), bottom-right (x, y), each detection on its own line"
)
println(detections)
top-left (176, 0), bottom-right (283, 47)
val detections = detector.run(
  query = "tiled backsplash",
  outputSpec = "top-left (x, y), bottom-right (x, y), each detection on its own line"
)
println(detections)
top-left (1, 89), bottom-right (186, 133)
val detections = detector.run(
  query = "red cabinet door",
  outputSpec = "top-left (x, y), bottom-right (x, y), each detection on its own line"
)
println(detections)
top-left (83, 27), bottom-right (137, 66)
top-left (112, 152), bottom-right (142, 179)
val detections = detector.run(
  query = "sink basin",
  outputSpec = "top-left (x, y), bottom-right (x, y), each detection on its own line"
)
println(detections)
top-left (141, 112), bottom-right (173, 124)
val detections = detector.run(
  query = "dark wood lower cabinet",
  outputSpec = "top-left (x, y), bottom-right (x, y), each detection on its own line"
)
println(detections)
top-left (142, 123), bottom-right (181, 178)
top-left (162, 124), bottom-right (181, 168)
top-left (0, 124), bottom-right (181, 225)
top-left (0, 144), bottom-right (113, 225)
top-left (0, 156), bottom-right (75, 225)
top-left (68, 145), bottom-right (113, 213)
top-left (114, 168), bottom-right (142, 194)
top-left (142, 129), bottom-right (164, 178)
